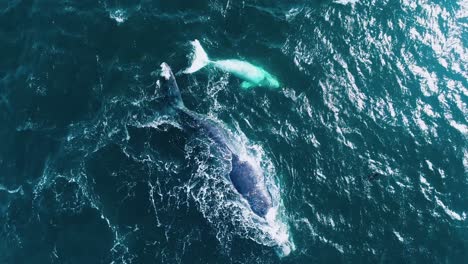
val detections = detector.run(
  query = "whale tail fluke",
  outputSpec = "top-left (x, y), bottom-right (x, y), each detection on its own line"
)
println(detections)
top-left (184, 39), bottom-right (210, 74)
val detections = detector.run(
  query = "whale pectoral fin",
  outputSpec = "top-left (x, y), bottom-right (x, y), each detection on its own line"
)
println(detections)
top-left (240, 81), bottom-right (256, 90)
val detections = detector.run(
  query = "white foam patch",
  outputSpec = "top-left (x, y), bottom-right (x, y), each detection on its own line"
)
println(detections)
top-left (160, 63), bottom-right (172, 80)
top-left (425, 160), bottom-right (434, 171)
top-left (285, 7), bottom-right (302, 21)
top-left (334, 0), bottom-right (359, 5)
top-left (263, 207), bottom-right (296, 256)
top-left (449, 120), bottom-right (468, 135)
top-left (393, 230), bottom-right (405, 242)
top-left (109, 9), bottom-right (128, 24)
top-left (435, 196), bottom-right (466, 221)
top-left (419, 175), bottom-right (432, 202)
top-left (138, 116), bottom-right (182, 131)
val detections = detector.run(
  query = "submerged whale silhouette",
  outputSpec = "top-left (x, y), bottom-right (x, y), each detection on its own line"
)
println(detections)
top-left (184, 40), bottom-right (280, 90)
top-left (159, 62), bottom-right (273, 217)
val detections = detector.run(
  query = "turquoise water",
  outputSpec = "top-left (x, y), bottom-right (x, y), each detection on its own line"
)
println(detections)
top-left (1, 0), bottom-right (467, 263)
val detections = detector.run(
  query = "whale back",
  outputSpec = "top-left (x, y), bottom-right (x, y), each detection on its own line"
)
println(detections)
top-left (214, 60), bottom-right (265, 83)
top-left (230, 154), bottom-right (272, 217)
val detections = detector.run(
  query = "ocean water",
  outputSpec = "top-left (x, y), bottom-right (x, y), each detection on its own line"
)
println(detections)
top-left (1, 0), bottom-right (467, 263)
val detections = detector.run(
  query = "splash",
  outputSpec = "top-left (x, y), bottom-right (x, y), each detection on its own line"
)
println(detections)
top-left (109, 9), bottom-right (128, 24)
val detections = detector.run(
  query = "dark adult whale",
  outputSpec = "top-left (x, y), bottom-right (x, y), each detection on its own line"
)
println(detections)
top-left (158, 62), bottom-right (273, 217)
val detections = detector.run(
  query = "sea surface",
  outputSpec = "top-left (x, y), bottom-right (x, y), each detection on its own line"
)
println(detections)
top-left (1, 0), bottom-right (467, 263)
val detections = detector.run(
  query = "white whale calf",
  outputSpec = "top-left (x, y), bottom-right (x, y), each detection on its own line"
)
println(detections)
top-left (184, 39), bottom-right (280, 90)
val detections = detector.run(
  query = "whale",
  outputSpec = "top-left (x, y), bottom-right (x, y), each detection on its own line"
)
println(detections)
top-left (183, 40), bottom-right (280, 90)
top-left (159, 62), bottom-right (273, 217)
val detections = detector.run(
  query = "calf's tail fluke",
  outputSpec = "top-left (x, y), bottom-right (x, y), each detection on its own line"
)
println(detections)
top-left (183, 39), bottom-right (210, 74)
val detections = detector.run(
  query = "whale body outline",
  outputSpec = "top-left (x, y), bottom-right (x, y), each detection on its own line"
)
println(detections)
top-left (183, 40), bottom-right (280, 90)
top-left (159, 62), bottom-right (273, 217)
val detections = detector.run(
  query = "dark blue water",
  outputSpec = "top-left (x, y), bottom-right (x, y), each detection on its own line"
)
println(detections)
top-left (1, 0), bottom-right (467, 263)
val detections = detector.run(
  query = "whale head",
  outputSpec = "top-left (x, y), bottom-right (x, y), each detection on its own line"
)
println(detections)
top-left (230, 154), bottom-right (273, 217)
